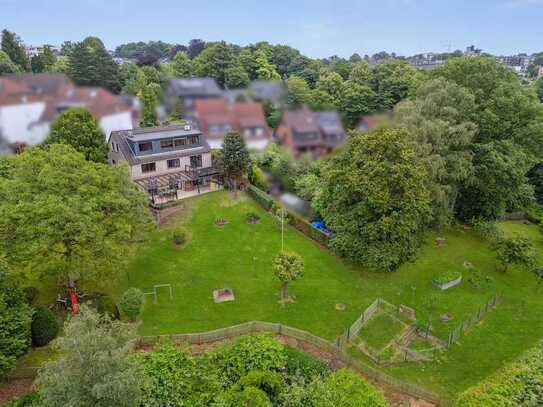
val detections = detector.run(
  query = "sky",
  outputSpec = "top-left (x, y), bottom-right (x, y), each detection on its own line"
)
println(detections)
top-left (1, 0), bottom-right (542, 58)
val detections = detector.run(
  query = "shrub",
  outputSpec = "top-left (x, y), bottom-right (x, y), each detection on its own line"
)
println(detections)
top-left (208, 334), bottom-right (286, 386)
top-left (246, 212), bottom-right (261, 224)
top-left (247, 185), bottom-right (274, 210)
top-left (433, 270), bottom-right (462, 286)
top-left (94, 294), bottom-right (120, 320)
top-left (120, 288), bottom-right (144, 321)
top-left (31, 307), bottom-right (59, 347)
top-left (239, 371), bottom-right (282, 402)
top-left (22, 287), bottom-right (38, 305)
top-left (466, 267), bottom-right (493, 289)
top-left (284, 347), bottom-right (330, 381)
top-left (172, 228), bottom-right (186, 246)
top-left (472, 218), bottom-right (503, 242)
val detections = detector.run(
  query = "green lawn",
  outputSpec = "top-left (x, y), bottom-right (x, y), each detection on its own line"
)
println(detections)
top-left (357, 312), bottom-right (406, 352)
top-left (115, 191), bottom-right (543, 399)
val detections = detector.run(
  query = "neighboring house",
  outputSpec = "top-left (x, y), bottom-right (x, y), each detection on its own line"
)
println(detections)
top-left (223, 80), bottom-right (286, 106)
top-left (0, 74), bottom-right (134, 150)
top-left (166, 78), bottom-right (222, 122)
top-left (108, 124), bottom-right (221, 203)
top-left (194, 99), bottom-right (271, 150)
top-left (275, 106), bottom-right (346, 157)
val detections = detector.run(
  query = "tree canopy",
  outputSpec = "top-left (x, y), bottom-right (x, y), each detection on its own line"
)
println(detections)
top-left (1, 29), bottom-right (29, 71)
top-left (0, 144), bottom-right (153, 285)
top-left (315, 127), bottom-right (431, 271)
top-left (45, 107), bottom-right (108, 163)
top-left (221, 132), bottom-right (251, 196)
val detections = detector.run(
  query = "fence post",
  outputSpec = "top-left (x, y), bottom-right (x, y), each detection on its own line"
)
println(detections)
top-left (347, 326), bottom-right (350, 341)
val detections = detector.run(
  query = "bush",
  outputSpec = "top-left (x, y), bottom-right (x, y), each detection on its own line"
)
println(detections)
top-left (172, 228), bottom-right (186, 246)
top-left (246, 212), bottom-right (261, 224)
top-left (247, 185), bottom-right (274, 210)
top-left (472, 218), bottom-right (503, 242)
top-left (284, 347), bottom-right (330, 381)
top-left (31, 307), bottom-right (59, 347)
top-left (94, 294), bottom-right (120, 320)
top-left (120, 288), bottom-right (144, 321)
top-left (209, 334), bottom-right (286, 386)
top-left (22, 287), bottom-right (38, 305)
top-left (466, 267), bottom-right (493, 289)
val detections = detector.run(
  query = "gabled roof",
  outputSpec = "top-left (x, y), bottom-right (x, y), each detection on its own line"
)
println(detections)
top-left (281, 106), bottom-right (320, 134)
top-left (249, 80), bottom-right (286, 104)
top-left (194, 99), bottom-right (269, 138)
top-left (317, 111), bottom-right (345, 135)
top-left (167, 78), bottom-right (222, 97)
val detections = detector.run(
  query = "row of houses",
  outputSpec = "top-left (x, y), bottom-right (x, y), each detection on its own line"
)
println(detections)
top-left (0, 74), bottom-right (135, 152)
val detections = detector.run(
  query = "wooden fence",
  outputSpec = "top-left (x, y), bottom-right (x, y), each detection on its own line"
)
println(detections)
top-left (137, 321), bottom-right (447, 405)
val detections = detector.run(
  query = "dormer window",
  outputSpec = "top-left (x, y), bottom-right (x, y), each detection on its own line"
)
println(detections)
top-left (160, 139), bottom-right (174, 149)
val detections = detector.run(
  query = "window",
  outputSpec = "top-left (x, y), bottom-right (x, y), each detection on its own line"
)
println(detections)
top-left (243, 128), bottom-right (252, 138)
top-left (255, 128), bottom-right (263, 137)
top-left (167, 158), bottom-right (180, 168)
top-left (160, 139), bottom-right (174, 149)
top-left (139, 142), bottom-right (152, 152)
top-left (141, 162), bottom-right (156, 173)
top-left (190, 155), bottom-right (202, 168)
top-left (188, 135), bottom-right (200, 145)
top-left (174, 138), bottom-right (187, 147)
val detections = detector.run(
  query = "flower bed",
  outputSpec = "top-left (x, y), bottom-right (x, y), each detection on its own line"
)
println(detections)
top-left (433, 271), bottom-right (462, 290)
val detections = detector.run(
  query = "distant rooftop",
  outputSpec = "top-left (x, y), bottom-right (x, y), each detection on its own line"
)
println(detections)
top-left (167, 78), bottom-right (222, 97)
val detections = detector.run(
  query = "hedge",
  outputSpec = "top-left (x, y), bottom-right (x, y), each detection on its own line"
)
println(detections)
top-left (455, 342), bottom-right (543, 406)
top-left (247, 185), bottom-right (330, 247)
top-left (247, 185), bottom-right (274, 211)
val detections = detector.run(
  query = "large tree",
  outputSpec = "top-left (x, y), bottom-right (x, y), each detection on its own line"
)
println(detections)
top-left (369, 59), bottom-right (421, 111)
top-left (221, 132), bottom-right (250, 197)
top-left (428, 57), bottom-right (543, 220)
top-left (172, 51), bottom-right (192, 77)
top-left (395, 78), bottom-right (477, 226)
top-left (0, 259), bottom-right (32, 381)
top-left (1, 29), bottom-right (29, 71)
top-left (139, 85), bottom-right (160, 128)
top-left (340, 81), bottom-right (377, 128)
top-left (315, 127), bottom-right (431, 271)
top-left (35, 305), bottom-right (148, 406)
top-left (45, 107), bottom-right (108, 163)
top-left (0, 50), bottom-right (20, 75)
top-left (68, 36), bottom-right (121, 93)
top-left (286, 75), bottom-right (312, 108)
top-left (493, 237), bottom-right (536, 273)
top-left (0, 144), bottom-right (153, 285)
top-left (192, 41), bottom-right (236, 88)
top-left (255, 48), bottom-right (281, 81)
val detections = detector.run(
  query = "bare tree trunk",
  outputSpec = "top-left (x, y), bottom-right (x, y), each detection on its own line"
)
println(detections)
top-left (232, 177), bottom-right (238, 199)
top-left (281, 282), bottom-right (289, 306)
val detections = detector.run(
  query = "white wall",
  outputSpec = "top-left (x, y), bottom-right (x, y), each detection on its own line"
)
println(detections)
top-left (0, 102), bottom-right (48, 145)
top-left (99, 112), bottom-right (133, 140)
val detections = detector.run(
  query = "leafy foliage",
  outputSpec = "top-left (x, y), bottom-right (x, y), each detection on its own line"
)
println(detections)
top-left (45, 107), bottom-right (108, 163)
top-left (31, 307), bottom-right (59, 347)
top-left (493, 237), bottom-right (536, 272)
top-left (120, 288), bottom-right (144, 321)
top-left (0, 144), bottom-right (153, 284)
top-left (139, 84), bottom-right (159, 127)
top-left (35, 305), bottom-right (147, 406)
top-left (455, 342), bottom-right (543, 406)
top-left (0, 259), bottom-right (32, 380)
top-left (221, 132), bottom-right (251, 195)
top-left (1, 29), bottom-right (29, 71)
top-left (273, 252), bottom-right (304, 304)
top-left (315, 127), bottom-right (431, 271)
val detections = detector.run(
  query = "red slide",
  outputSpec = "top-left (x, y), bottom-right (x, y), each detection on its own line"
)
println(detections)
top-left (69, 290), bottom-right (79, 315)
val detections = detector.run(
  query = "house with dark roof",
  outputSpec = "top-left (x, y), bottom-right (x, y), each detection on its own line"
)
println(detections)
top-left (0, 74), bottom-right (135, 150)
top-left (223, 80), bottom-right (286, 106)
top-left (194, 99), bottom-right (271, 151)
top-left (275, 106), bottom-right (346, 156)
top-left (108, 124), bottom-right (221, 203)
top-left (166, 78), bottom-right (222, 122)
